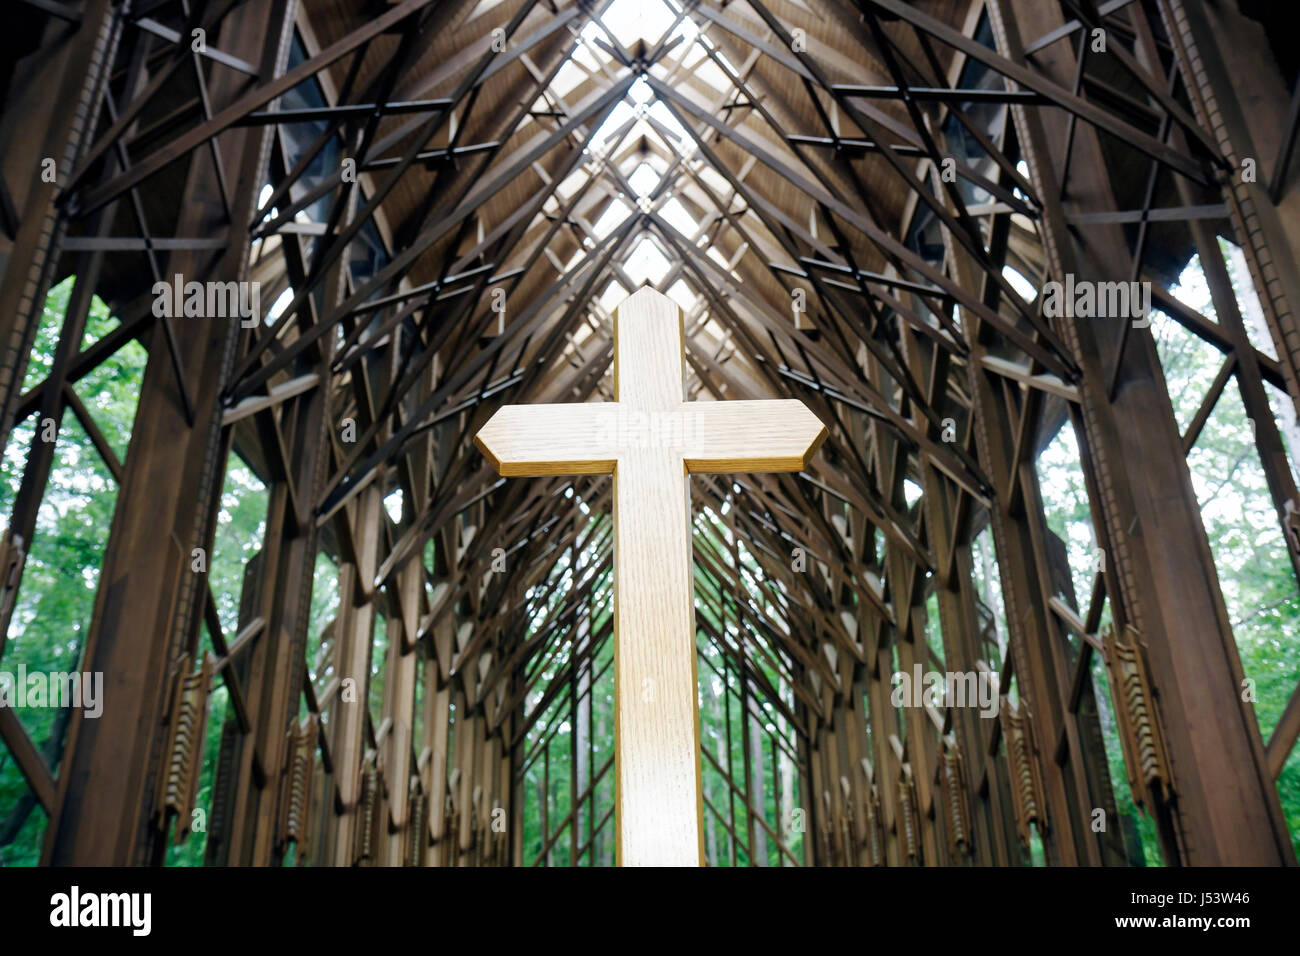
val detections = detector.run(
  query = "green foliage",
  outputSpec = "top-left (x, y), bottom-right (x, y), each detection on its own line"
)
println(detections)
top-left (6, 248), bottom-right (1300, 869)
top-left (519, 531), bottom-right (617, 866)
top-left (0, 278), bottom-right (270, 867)
top-left (1036, 245), bottom-right (1300, 862)
top-left (0, 277), bottom-right (146, 865)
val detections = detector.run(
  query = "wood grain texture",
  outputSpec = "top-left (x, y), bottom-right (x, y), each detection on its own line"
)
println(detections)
top-left (475, 287), bottom-right (826, 866)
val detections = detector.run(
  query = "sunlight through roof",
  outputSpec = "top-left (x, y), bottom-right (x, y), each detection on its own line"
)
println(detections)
top-left (599, 0), bottom-right (677, 48)
top-left (628, 163), bottom-right (660, 197)
top-left (530, 1), bottom-right (733, 307)
top-left (624, 237), bottom-right (672, 286)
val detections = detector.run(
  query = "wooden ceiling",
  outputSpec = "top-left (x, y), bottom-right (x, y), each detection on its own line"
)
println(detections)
top-left (298, 0), bottom-right (975, 311)
top-left (237, 0), bottom-right (1076, 666)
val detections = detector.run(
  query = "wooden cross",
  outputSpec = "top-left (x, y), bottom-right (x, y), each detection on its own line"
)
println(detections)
top-left (475, 287), bottom-right (826, 866)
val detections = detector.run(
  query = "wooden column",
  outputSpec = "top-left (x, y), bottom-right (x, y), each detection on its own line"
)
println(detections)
top-left (427, 602), bottom-right (450, 863)
top-left (0, 0), bottom-right (115, 454)
top-left (217, 375), bottom-right (330, 866)
top-left (1162, 0), bottom-right (1300, 420)
top-left (41, 0), bottom-right (295, 865)
top-left (920, 456), bottom-right (1022, 866)
top-left (325, 486), bottom-right (383, 865)
top-left (990, 0), bottom-right (1296, 865)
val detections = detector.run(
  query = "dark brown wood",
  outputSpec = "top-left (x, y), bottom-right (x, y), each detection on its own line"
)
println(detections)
top-left (3, 0), bottom-right (1299, 869)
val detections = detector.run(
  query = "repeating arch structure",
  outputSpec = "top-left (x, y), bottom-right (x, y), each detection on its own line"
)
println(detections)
top-left (1, 0), bottom-right (1299, 866)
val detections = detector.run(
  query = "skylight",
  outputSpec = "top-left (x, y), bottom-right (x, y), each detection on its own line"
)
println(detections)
top-left (591, 197), bottom-right (632, 238)
top-left (550, 57), bottom-right (590, 99)
top-left (624, 237), bottom-right (672, 286)
top-left (599, 280), bottom-right (629, 314)
top-left (524, 1), bottom-right (727, 314)
top-left (587, 100), bottom-right (637, 154)
top-left (904, 480), bottom-right (924, 507)
top-left (599, 0), bottom-right (678, 48)
top-left (628, 163), bottom-right (660, 197)
top-left (658, 197), bottom-right (697, 238)
top-left (1002, 265), bottom-right (1037, 302)
top-left (629, 75), bottom-right (653, 104)
top-left (666, 279), bottom-right (696, 313)
top-left (267, 287), bottom-right (293, 325)
top-left (646, 101), bottom-right (690, 146)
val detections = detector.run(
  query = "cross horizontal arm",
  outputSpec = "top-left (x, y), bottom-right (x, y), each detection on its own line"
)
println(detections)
top-left (475, 402), bottom-right (618, 476)
top-left (681, 400), bottom-right (827, 473)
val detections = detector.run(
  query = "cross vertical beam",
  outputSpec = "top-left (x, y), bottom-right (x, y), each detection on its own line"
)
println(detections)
top-left (614, 440), bottom-right (702, 865)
